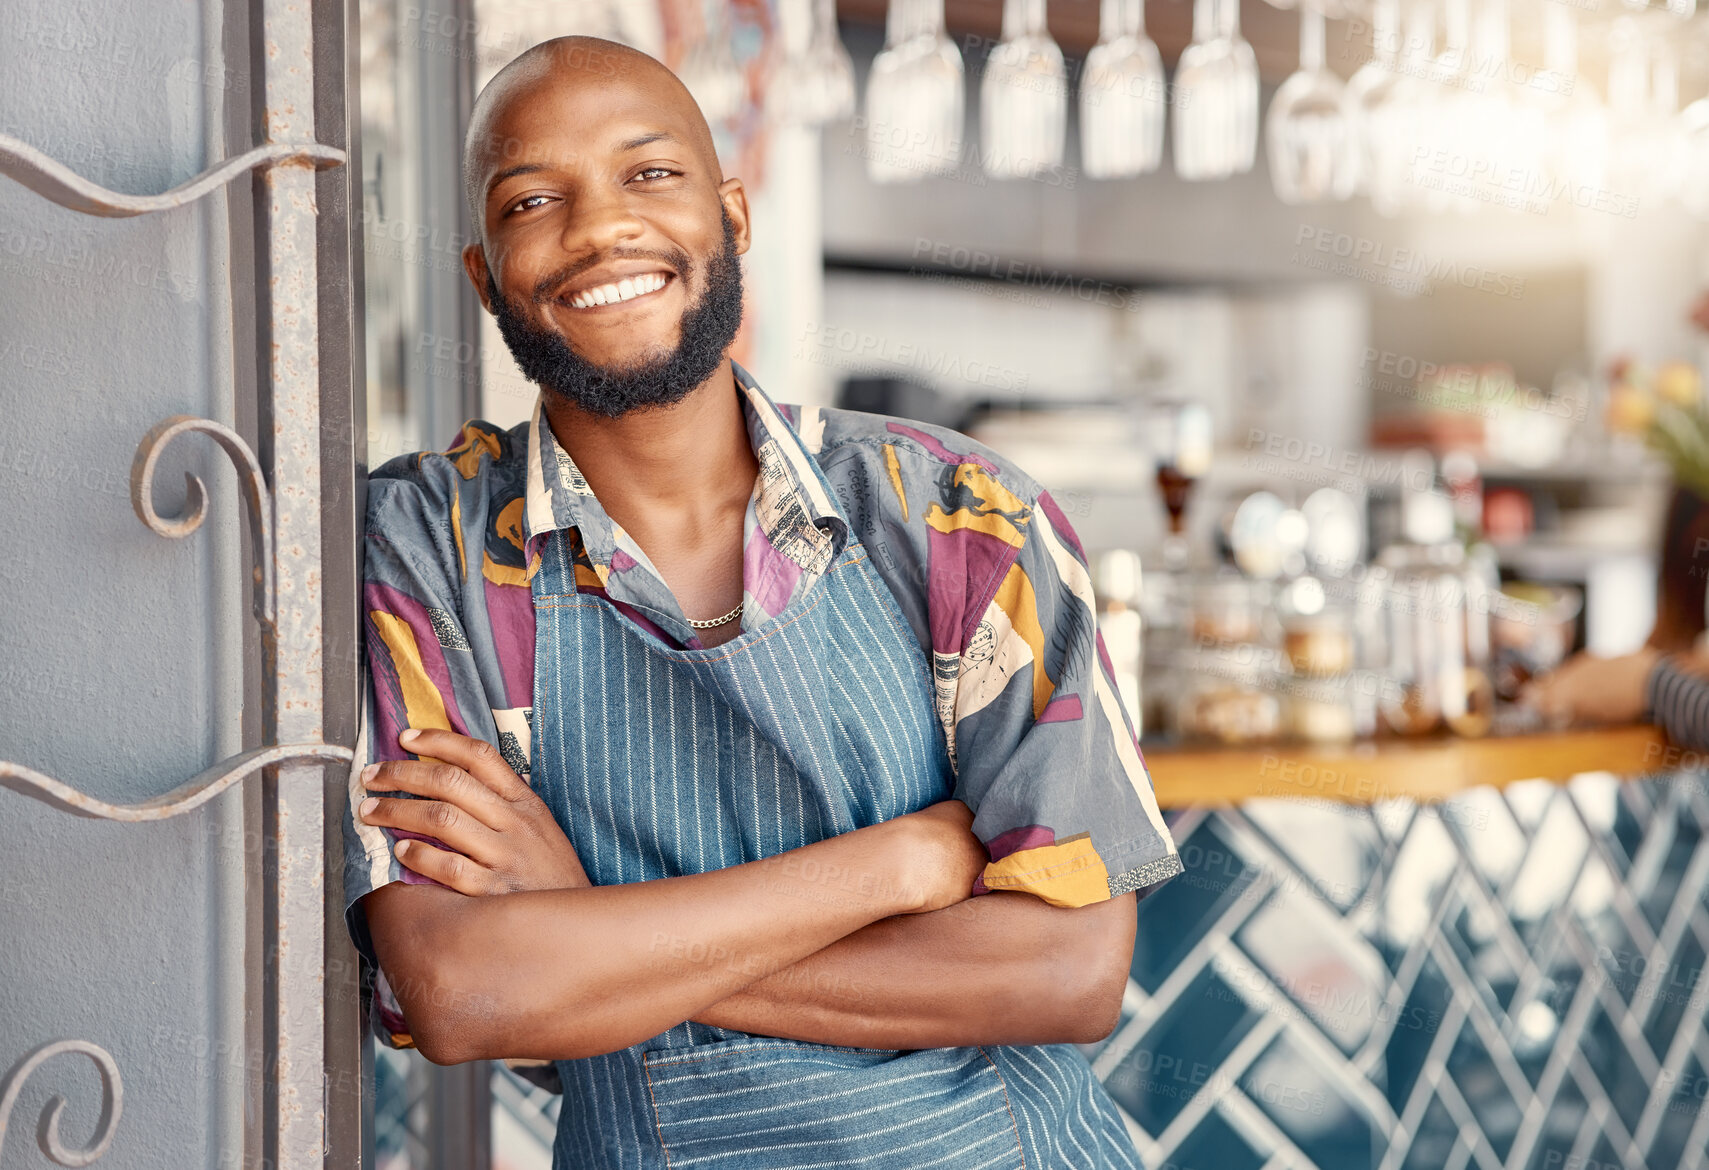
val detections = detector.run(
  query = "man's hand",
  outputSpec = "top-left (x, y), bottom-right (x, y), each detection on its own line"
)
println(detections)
top-left (887, 799), bottom-right (989, 915)
top-left (1520, 647), bottom-right (1662, 728)
top-left (359, 727), bottom-right (590, 895)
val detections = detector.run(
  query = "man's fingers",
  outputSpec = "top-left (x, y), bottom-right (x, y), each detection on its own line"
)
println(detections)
top-left (393, 838), bottom-right (501, 897)
top-left (362, 796), bottom-right (499, 863)
top-left (365, 758), bottom-right (514, 830)
top-left (400, 727), bottom-right (531, 801)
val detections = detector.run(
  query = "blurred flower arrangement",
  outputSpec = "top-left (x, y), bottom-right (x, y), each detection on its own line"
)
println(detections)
top-left (1606, 357), bottom-right (1709, 496)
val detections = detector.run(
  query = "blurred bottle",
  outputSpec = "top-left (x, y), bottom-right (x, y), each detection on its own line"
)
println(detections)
top-left (1095, 549), bottom-right (1145, 736)
top-left (1376, 542), bottom-right (1496, 738)
top-left (1440, 448), bottom-right (1484, 543)
top-left (1142, 398), bottom-right (1213, 571)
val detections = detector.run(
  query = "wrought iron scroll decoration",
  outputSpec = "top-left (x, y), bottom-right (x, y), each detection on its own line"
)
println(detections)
top-left (0, 134), bottom-right (343, 218)
top-left (0, 138), bottom-right (355, 827)
top-left (131, 415), bottom-right (277, 632)
top-left (0, 418), bottom-right (356, 817)
top-left (0, 745), bottom-right (355, 822)
top-left (0, 1040), bottom-right (122, 1167)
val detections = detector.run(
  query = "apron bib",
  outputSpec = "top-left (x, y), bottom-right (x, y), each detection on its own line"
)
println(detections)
top-left (528, 461), bottom-right (1142, 1169)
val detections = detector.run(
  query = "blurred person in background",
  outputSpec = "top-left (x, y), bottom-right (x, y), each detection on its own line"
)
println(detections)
top-left (1524, 293), bottom-right (1709, 750)
top-left (1523, 485), bottom-right (1709, 749)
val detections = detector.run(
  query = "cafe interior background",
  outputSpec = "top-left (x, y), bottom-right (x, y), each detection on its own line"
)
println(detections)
top-left (356, 0), bottom-right (1709, 1167)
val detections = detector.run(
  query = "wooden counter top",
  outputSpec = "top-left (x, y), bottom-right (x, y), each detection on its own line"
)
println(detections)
top-left (1143, 725), bottom-right (1673, 808)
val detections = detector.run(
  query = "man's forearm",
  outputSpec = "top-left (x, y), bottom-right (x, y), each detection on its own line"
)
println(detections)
top-left (369, 817), bottom-right (931, 1063)
top-left (688, 890), bottom-right (1127, 1048)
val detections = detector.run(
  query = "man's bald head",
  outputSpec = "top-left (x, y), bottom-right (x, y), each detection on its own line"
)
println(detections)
top-left (461, 35), bottom-right (721, 238)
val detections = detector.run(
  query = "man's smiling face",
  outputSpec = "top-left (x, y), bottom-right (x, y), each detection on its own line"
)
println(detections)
top-left (461, 38), bottom-right (751, 417)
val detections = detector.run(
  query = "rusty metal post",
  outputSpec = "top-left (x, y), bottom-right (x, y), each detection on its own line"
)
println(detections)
top-left (260, 0), bottom-right (329, 1164)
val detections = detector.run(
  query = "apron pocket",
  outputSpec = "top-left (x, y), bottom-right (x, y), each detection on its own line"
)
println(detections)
top-left (641, 1035), bottom-right (1028, 1170)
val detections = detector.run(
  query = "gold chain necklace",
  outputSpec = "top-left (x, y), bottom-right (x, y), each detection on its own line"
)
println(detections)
top-left (686, 601), bottom-right (744, 630)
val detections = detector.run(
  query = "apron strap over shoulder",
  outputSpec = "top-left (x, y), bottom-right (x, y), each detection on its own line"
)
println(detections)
top-left (529, 528), bottom-right (581, 601)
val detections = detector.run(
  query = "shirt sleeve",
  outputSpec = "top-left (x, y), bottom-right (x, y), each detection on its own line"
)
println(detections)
top-left (949, 490), bottom-right (1182, 908)
top-left (1645, 655), bottom-right (1709, 753)
top-left (341, 472), bottom-right (474, 1053)
top-left (339, 667), bottom-right (415, 1051)
top-left (340, 467), bottom-right (565, 1091)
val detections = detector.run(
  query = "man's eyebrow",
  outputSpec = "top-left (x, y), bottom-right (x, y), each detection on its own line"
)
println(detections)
top-left (486, 162), bottom-right (546, 199)
top-left (616, 131), bottom-right (678, 152)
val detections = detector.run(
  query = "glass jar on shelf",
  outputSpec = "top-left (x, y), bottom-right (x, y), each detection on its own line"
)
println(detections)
top-left (1286, 673), bottom-right (1359, 744)
top-left (1172, 641), bottom-right (1287, 746)
top-left (1275, 576), bottom-right (1356, 678)
top-left (1189, 574), bottom-right (1272, 648)
top-left (1137, 555), bottom-right (1190, 740)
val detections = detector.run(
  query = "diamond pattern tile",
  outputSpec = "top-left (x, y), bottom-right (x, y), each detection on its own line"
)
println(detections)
top-left (1094, 774), bottom-right (1709, 1170)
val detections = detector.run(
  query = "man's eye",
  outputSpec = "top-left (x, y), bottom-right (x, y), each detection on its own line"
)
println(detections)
top-left (508, 195), bottom-right (551, 213)
top-left (632, 167), bottom-right (678, 182)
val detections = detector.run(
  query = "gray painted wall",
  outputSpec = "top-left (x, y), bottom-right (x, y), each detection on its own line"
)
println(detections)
top-left (0, 1), bottom-right (251, 1166)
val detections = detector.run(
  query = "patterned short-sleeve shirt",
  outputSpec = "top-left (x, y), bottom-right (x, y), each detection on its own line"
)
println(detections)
top-left (343, 360), bottom-right (1182, 1049)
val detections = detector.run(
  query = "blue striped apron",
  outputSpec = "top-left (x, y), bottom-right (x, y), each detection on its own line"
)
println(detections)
top-left (529, 458), bottom-right (1144, 1170)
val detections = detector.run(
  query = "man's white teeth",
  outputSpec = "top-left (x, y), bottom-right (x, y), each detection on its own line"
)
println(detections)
top-left (569, 272), bottom-right (667, 309)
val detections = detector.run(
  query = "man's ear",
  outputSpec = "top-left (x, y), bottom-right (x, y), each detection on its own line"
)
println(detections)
top-left (463, 245), bottom-right (494, 314)
top-left (717, 178), bottom-right (752, 256)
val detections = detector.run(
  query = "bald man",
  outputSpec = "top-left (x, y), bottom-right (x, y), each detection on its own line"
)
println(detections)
top-left (341, 35), bottom-right (1180, 1169)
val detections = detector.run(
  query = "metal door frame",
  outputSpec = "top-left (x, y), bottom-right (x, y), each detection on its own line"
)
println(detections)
top-left (0, 0), bottom-right (366, 1165)
top-left (313, 0), bottom-right (371, 1165)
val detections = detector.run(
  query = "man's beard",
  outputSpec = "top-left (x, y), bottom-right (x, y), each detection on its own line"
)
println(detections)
top-left (486, 211), bottom-right (744, 419)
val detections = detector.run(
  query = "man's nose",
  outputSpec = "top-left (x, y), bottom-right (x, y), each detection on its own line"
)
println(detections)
top-left (559, 188), bottom-right (644, 257)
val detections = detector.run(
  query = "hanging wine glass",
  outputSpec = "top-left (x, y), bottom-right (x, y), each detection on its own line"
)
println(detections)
top-left (1342, 0), bottom-right (1402, 197)
top-left (1647, 34), bottom-right (1688, 204)
top-left (1534, 0), bottom-right (1610, 205)
top-left (981, 0), bottom-right (1068, 177)
top-left (1459, 0), bottom-right (1546, 214)
top-left (1414, 0), bottom-right (1479, 213)
top-left (768, 0), bottom-right (855, 126)
top-left (1606, 17), bottom-right (1684, 206)
top-left (1223, 0), bottom-right (1260, 173)
top-left (1173, 0), bottom-right (1236, 179)
top-left (1080, 0), bottom-right (1165, 178)
top-left (1366, 0), bottom-right (1436, 216)
top-left (1607, 13), bottom-right (1647, 112)
top-left (1266, 0), bottom-right (1354, 203)
top-left (677, 1), bottom-right (745, 127)
top-left (1678, 44), bottom-right (1709, 221)
top-left (863, 0), bottom-right (965, 182)
top-left (1429, 0), bottom-right (1473, 90)
top-left (1680, 98), bottom-right (1709, 220)
top-left (809, 0), bottom-right (857, 122)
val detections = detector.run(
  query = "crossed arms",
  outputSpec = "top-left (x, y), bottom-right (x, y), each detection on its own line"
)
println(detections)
top-left (358, 729), bottom-right (1138, 1065)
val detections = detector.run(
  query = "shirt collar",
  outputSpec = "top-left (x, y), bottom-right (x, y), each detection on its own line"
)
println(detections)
top-left (522, 360), bottom-right (847, 565)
